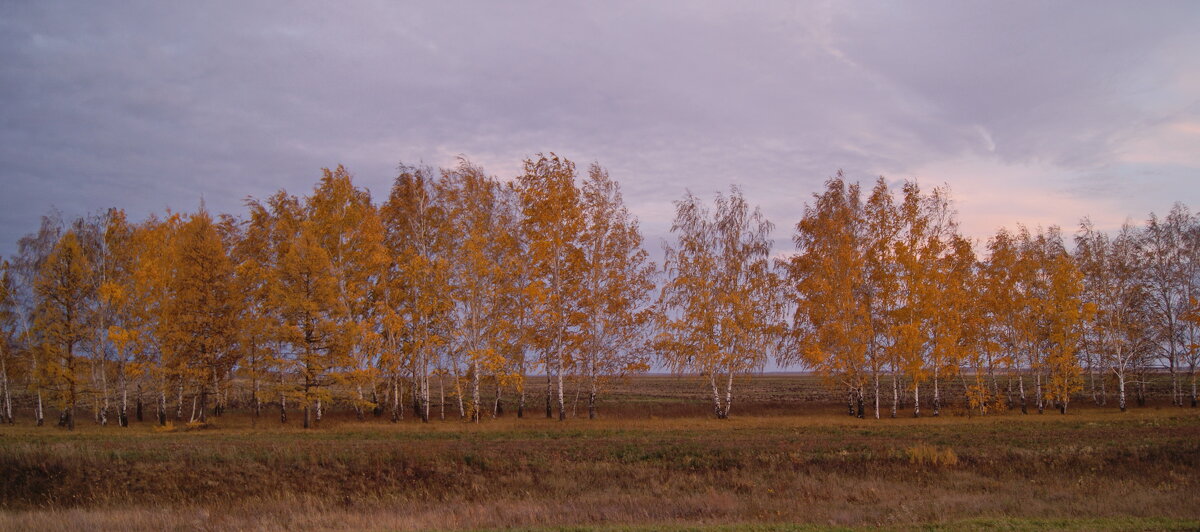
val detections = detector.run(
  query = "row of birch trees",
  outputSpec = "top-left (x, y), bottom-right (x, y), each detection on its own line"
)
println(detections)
top-left (784, 174), bottom-right (1200, 418)
top-left (0, 161), bottom-right (1197, 427)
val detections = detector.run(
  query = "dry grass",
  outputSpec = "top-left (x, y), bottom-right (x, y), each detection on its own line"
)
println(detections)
top-left (0, 375), bottom-right (1198, 531)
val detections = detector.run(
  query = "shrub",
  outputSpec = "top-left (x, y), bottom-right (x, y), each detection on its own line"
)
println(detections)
top-left (905, 444), bottom-right (959, 468)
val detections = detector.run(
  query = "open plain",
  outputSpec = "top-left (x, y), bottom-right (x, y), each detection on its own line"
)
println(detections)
top-left (1, 375), bottom-right (1197, 531)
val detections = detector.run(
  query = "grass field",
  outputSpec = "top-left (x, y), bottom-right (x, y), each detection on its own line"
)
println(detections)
top-left (1, 375), bottom-right (1197, 531)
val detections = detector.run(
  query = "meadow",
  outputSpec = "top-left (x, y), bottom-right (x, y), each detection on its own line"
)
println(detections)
top-left (1, 375), bottom-right (1198, 531)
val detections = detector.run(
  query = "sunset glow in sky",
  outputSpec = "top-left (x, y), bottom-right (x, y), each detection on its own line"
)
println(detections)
top-left (2, 2), bottom-right (1198, 255)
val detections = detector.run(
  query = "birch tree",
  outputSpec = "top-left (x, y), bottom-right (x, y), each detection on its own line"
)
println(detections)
top-left (306, 166), bottom-right (389, 420)
top-left (97, 209), bottom-right (139, 426)
top-left (1142, 205), bottom-right (1192, 406)
top-left (1043, 252), bottom-right (1088, 414)
top-left (577, 164), bottom-right (655, 418)
top-left (517, 154), bottom-right (584, 421)
top-left (1181, 213), bottom-right (1200, 407)
top-left (0, 262), bottom-right (18, 424)
top-left (442, 161), bottom-right (516, 422)
top-left (1076, 220), bottom-right (1148, 411)
top-left (381, 164), bottom-right (452, 422)
top-left (862, 178), bottom-right (900, 419)
top-left (12, 212), bottom-right (64, 426)
top-left (783, 175), bottom-right (872, 417)
top-left (658, 187), bottom-right (782, 419)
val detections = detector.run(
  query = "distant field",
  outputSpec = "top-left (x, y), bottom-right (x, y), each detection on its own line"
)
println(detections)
top-left (1, 375), bottom-right (1197, 531)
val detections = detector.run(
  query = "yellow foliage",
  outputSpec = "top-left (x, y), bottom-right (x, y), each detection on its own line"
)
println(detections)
top-left (905, 444), bottom-right (959, 467)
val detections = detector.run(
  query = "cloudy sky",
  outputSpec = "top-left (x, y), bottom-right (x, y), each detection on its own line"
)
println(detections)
top-left (2, 1), bottom-right (1198, 258)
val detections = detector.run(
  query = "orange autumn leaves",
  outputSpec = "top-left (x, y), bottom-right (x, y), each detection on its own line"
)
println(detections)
top-left (3, 159), bottom-right (1198, 429)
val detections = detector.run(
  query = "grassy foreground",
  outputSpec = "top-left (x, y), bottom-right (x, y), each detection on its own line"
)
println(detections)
top-left (1, 375), bottom-right (1198, 531)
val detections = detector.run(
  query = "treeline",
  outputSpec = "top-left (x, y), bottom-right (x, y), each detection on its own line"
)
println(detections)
top-left (786, 174), bottom-right (1199, 419)
top-left (0, 158), bottom-right (1196, 428)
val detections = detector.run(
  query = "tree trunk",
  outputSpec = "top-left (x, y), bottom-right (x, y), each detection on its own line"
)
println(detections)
top-left (1035, 372), bottom-right (1044, 414)
top-left (303, 378), bottom-right (312, 429)
top-left (1018, 374), bottom-right (1027, 414)
top-left (355, 385), bottom-right (366, 421)
top-left (35, 389), bottom-right (44, 426)
top-left (279, 388), bottom-right (288, 424)
top-left (213, 372), bottom-right (224, 417)
top-left (304, 384), bottom-right (314, 429)
top-left (0, 357), bottom-right (11, 424)
top-left (175, 382), bottom-right (184, 421)
top-left (253, 377), bottom-right (262, 418)
top-left (724, 371), bottom-right (735, 419)
top-left (891, 372), bottom-right (898, 418)
top-left (556, 353), bottom-right (566, 422)
top-left (119, 371), bottom-right (129, 427)
top-left (493, 378), bottom-right (503, 418)
top-left (390, 377), bottom-right (400, 422)
top-left (587, 376), bottom-right (598, 420)
top-left (471, 361), bottom-right (481, 423)
top-left (371, 387), bottom-right (382, 418)
top-left (855, 388), bottom-right (864, 419)
top-left (198, 386), bottom-right (208, 423)
top-left (1171, 350), bottom-right (1180, 407)
top-left (421, 368), bottom-right (431, 423)
top-left (1118, 371), bottom-right (1127, 412)
top-left (455, 372), bottom-right (466, 420)
top-left (932, 377), bottom-right (940, 417)
top-left (571, 378), bottom-right (582, 419)
top-left (158, 390), bottom-right (167, 426)
top-left (98, 358), bottom-right (110, 426)
top-left (136, 383), bottom-right (144, 423)
top-left (912, 381), bottom-right (920, 418)
top-left (711, 374), bottom-right (725, 419)
top-left (872, 372), bottom-right (880, 420)
top-left (1099, 367), bottom-right (1107, 405)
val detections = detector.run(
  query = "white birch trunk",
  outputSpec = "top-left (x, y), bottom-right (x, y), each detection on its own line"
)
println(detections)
top-left (723, 371), bottom-right (734, 419)
top-left (1018, 374), bottom-right (1027, 414)
top-left (891, 372), bottom-right (899, 418)
top-left (36, 388), bottom-right (45, 426)
top-left (932, 373), bottom-right (940, 417)
top-left (912, 381), bottom-right (920, 418)
top-left (471, 361), bottom-right (480, 423)
top-left (556, 349), bottom-right (566, 421)
top-left (873, 372), bottom-right (880, 420)
top-left (1118, 370), bottom-right (1127, 412)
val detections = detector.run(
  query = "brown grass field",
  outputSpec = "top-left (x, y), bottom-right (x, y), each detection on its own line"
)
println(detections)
top-left (1, 374), bottom-right (1198, 531)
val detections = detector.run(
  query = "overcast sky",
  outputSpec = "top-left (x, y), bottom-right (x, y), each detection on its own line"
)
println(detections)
top-left (2, 1), bottom-right (1198, 259)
